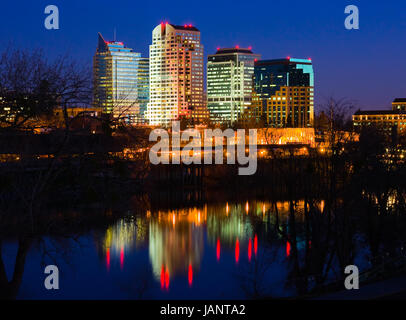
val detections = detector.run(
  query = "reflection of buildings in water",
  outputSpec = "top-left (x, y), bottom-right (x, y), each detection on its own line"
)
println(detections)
top-left (102, 216), bottom-right (149, 270)
top-left (98, 199), bottom-right (321, 286)
top-left (361, 189), bottom-right (400, 212)
top-left (148, 207), bottom-right (206, 286)
top-left (206, 203), bottom-right (254, 247)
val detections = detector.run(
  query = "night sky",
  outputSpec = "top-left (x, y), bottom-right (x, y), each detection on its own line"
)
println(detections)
top-left (1, 0), bottom-right (405, 111)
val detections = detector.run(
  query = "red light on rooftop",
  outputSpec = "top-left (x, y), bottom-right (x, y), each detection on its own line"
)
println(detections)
top-left (217, 47), bottom-right (220, 51)
top-left (184, 24), bottom-right (187, 28)
top-left (254, 58), bottom-right (258, 62)
top-left (189, 24), bottom-right (192, 27)
top-left (235, 45), bottom-right (240, 49)
top-left (287, 56), bottom-right (291, 60)
top-left (308, 58), bottom-right (312, 61)
top-left (248, 46), bottom-right (252, 50)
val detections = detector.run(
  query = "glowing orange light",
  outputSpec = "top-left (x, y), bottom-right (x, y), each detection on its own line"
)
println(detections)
top-left (254, 234), bottom-right (258, 257)
top-left (188, 264), bottom-right (193, 286)
top-left (235, 238), bottom-right (240, 263)
top-left (172, 214), bottom-right (176, 226)
top-left (248, 238), bottom-right (252, 262)
top-left (226, 202), bottom-right (229, 215)
top-left (216, 238), bottom-right (221, 261)
top-left (120, 246), bottom-right (124, 270)
top-left (245, 201), bottom-right (249, 214)
top-left (106, 248), bottom-right (110, 271)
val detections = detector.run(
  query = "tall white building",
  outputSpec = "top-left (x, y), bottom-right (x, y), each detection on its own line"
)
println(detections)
top-left (146, 23), bottom-right (206, 126)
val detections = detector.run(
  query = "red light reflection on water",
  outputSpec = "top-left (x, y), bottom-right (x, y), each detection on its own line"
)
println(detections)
top-left (160, 265), bottom-right (170, 290)
top-left (120, 247), bottom-right (124, 269)
top-left (188, 264), bottom-right (193, 287)
top-left (216, 239), bottom-right (221, 261)
top-left (248, 238), bottom-right (252, 262)
top-left (165, 267), bottom-right (170, 289)
top-left (106, 248), bottom-right (110, 271)
top-left (235, 239), bottom-right (240, 263)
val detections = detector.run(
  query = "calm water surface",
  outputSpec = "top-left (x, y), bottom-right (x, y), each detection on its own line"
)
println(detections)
top-left (2, 200), bottom-right (365, 299)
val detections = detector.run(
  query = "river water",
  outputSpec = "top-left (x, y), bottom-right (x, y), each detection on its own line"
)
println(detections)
top-left (2, 199), bottom-right (371, 299)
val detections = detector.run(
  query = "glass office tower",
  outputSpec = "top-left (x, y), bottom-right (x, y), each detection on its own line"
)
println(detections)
top-left (253, 58), bottom-right (314, 128)
top-left (93, 33), bottom-right (149, 125)
top-left (207, 47), bottom-right (260, 124)
top-left (146, 23), bottom-right (206, 126)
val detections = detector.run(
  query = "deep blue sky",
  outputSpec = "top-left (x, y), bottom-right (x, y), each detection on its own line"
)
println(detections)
top-left (1, 0), bottom-right (405, 111)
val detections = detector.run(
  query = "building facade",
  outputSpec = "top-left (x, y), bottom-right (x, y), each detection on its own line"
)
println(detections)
top-left (146, 23), bottom-right (206, 126)
top-left (253, 58), bottom-right (314, 128)
top-left (206, 47), bottom-right (260, 124)
top-left (93, 33), bottom-right (149, 125)
top-left (353, 98), bottom-right (406, 137)
top-left (392, 98), bottom-right (406, 111)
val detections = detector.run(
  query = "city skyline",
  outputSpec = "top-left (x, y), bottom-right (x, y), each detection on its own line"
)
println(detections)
top-left (2, 0), bottom-right (406, 112)
top-left (94, 28), bottom-right (315, 126)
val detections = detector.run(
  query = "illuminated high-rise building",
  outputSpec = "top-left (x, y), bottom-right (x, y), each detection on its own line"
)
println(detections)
top-left (146, 23), bottom-right (206, 126)
top-left (253, 58), bottom-right (314, 128)
top-left (137, 57), bottom-right (150, 120)
top-left (207, 47), bottom-right (260, 124)
top-left (93, 33), bottom-right (149, 125)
